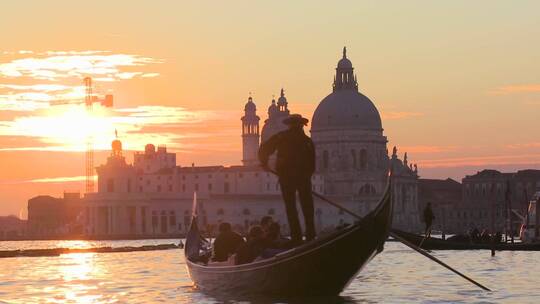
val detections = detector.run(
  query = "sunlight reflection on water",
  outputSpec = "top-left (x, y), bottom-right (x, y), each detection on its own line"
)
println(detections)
top-left (1, 241), bottom-right (540, 303)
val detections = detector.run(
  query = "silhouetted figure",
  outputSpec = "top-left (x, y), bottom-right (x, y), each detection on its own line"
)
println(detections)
top-left (259, 114), bottom-right (316, 244)
top-left (260, 215), bottom-right (274, 236)
top-left (211, 222), bottom-right (245, 262)
top-left (235, 225), bottom-right (266, 265)
top-left (423, 202), bottom-right (435, 238)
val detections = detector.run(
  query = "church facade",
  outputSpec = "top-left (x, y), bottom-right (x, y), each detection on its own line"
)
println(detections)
top-left (81, 48), bottom-right (421, 238)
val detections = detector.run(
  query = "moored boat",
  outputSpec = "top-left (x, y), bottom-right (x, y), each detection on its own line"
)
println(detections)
top-left (392, 228), bottom-right (540, 251)
top-left (184, 182), bottom-right (393, 297)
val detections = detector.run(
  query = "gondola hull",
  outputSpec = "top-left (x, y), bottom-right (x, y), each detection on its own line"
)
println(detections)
top-left (185, 186), bottom-right (392, 297)
top-left (392, 229), bottom-right (540, 251)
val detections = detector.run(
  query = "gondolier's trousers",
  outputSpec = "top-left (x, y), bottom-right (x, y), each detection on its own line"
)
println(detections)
top-left (278, 175), bottom-right (316, 242)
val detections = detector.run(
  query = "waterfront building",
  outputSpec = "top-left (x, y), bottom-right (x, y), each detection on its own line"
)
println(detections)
top-left (78, 48), bottom-right (422, 237)
top-left (0, 216), bottom-right (26, 240)
top-left (27, 192), bottom-right (83, 237)
top-left (458, 169), bottom-right (540, 234)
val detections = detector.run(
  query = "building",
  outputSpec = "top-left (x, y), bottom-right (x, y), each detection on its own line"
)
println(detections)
top-left (80, 48), bottom-right (422, 238)
top-left (0, 216), bottom-right (26, 240)
top-left (418, 178), bottom-right (462, 233)
top-left (27, 192), bottom-right (83, 238)
top-left (309, 47), bottom-right (420, 231)
top-left (459, 169), bottom-right (540, 234)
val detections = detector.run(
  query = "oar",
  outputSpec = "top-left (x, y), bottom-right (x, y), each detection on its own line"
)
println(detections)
top-left (309, 190), bottom-right (492, 291)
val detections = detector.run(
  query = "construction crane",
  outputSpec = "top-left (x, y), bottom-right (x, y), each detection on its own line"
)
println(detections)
top-left (50, 77), bottom-right (113, 194)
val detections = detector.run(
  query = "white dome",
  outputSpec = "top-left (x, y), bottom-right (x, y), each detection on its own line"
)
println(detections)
top-left (311, 90), bottom-right (382, 131)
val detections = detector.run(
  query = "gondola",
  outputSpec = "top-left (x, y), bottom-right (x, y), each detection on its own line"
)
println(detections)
top-left (184, 182), bottom-right (393, 297)
top-left (392, 229), bottom-right (540, 251)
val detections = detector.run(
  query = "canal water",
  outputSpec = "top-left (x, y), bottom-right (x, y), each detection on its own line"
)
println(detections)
top-left (1, 239), bottom-right (539, 303)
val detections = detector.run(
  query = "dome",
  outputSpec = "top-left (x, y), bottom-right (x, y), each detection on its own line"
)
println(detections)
top-left (337, 57), bottom-right (352, 69)
top-left (145, 144), bottom-right (155, 154)
top-left (311, 90), bottom-right (382, 131)
top-left (244, 97), bottom-right (256, 111)
top-left (268, 99), bottom-right (277, 115)
top-left (111, 139), bottom-right (122, 152)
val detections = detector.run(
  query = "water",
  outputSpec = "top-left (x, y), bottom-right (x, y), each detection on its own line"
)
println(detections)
top-left (1, 240), bottom-right (540, 303)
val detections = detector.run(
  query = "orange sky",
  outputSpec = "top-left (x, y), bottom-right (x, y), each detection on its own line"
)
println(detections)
top-left (1, 1), bottom-right (540, 216)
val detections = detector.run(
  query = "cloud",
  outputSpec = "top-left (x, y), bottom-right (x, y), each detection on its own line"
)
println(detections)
top-left (1, 175), bottom-right (90, 184)
top-left (0, 105), bottom-right (236, 153)
top-left (0, 51), bottom-right (162, 81)
top-left (505, 142), bottom-right (540, 149)
top-left (489, 84), bottom-right (540, 95)
top-left (398, 145), bottom-right (458, 154)
top-left (381, 111), bottom-right (423, 120)
top-left (418, 153), bottom-right (540, 168)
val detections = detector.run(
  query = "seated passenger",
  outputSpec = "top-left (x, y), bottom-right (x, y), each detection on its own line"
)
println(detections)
top-left (260, 216), bottom-right (274, 236)
top-left (211, 222), bottom-right (245, 262)
top-left (261, 223), bottom-right (290, 258)
top-left (235, 225), bottom-right (266, 265)
top-left (263, 222), bottom-right (288, 248)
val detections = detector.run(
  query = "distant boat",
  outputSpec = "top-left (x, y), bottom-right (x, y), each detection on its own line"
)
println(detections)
top-left (392, 229), bottom-right (540, 251)
top-left (184, 183), bottom-right (393, 297)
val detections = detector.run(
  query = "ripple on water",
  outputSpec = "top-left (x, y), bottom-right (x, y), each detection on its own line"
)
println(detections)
top-left (1, 241), bottom-right (540, 303)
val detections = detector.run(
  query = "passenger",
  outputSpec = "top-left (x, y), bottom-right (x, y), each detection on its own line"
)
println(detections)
top-left (235, 225), bottom-right (266, 265)
top-left (261, 223), bottom-right (290, 258)
top-left (264, 222), bottom-right (288, 248)
top-left (260, 216), bottom-right (274, 236)
top-left (211, 222), bottom-right (245, 262)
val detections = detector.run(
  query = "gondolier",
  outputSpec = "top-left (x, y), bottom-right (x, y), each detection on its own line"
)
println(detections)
top-left (258, 114), bottom-right (316, 243)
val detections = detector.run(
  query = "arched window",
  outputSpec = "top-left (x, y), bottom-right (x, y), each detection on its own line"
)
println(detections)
top-left (359, 184), bottom-right (376, 196)
top-left (359, 149), bottom-right (367, 169)
top-left (351, 149), bottom-right (357, 168)
top-left (323, 150), bottom-right (329, 170)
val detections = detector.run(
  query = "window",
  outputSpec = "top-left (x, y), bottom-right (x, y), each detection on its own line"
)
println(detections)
top-left (208, 183), bottom-right (212, 191)
top-left (182, 184), bottom-right (186, 192)
top-left (243, 208), bottom-right (251, 216)
top-left (224, 182), bottom-right (230, 193)
top-left (359, 149), bottom-right (367, 169)
top-left (359, 184), bottom-right (376, 195)
top-left (127, 179), bottom-right (132, 192)
top-left (168, 185), bottom-right (173, 192)
top-left (217, 208), bottom-right (224, 215)
top-left (268, 208), bottom-right (275, 215)
top-left (107, 179), bottom-right (114, 192)
top-left (239, 173), bottom-right (244, 178)
top-left (208, 174), bottom-right (212, 178)
top-left (351, 149), bottom-right (357, 168)
top-left (169, 211), bottom-right (176, 226)
top-left (323, 150), bottom-right (329, 169)
top-left (195, 184), bottom-right (199, 191)
top-left (157, 185), bottom-right (161, 192)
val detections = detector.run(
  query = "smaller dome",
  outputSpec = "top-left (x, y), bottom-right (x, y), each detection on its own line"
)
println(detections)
top-left (244, 96), bottom-right (256, 112)
top-left (337, 57), bottom-right (352, 69)
top-left (112, 139), bottom-right (122, 152)
top-left (268, 99), bottom-right (277, 115)
top-left (277, 88), bottom-right (287, 105)
top-left (145, 144), bottom-right (155, 154)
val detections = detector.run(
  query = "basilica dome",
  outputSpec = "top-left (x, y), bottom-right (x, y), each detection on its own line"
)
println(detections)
top-left (312, 90), bottom-right (382, 131)
top-left (311, 47), bottom-right (382, 132)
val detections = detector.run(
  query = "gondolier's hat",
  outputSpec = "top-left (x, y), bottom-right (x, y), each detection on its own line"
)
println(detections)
top-left (283, 114), bottom-right (309, 126)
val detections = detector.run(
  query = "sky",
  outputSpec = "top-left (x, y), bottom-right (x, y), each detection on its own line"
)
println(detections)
top-left (1, 1), bottom-right (539, 216)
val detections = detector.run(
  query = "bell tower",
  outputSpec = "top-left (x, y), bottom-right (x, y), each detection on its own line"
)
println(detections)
top-left (241, 94), bottom-right (260, 166)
